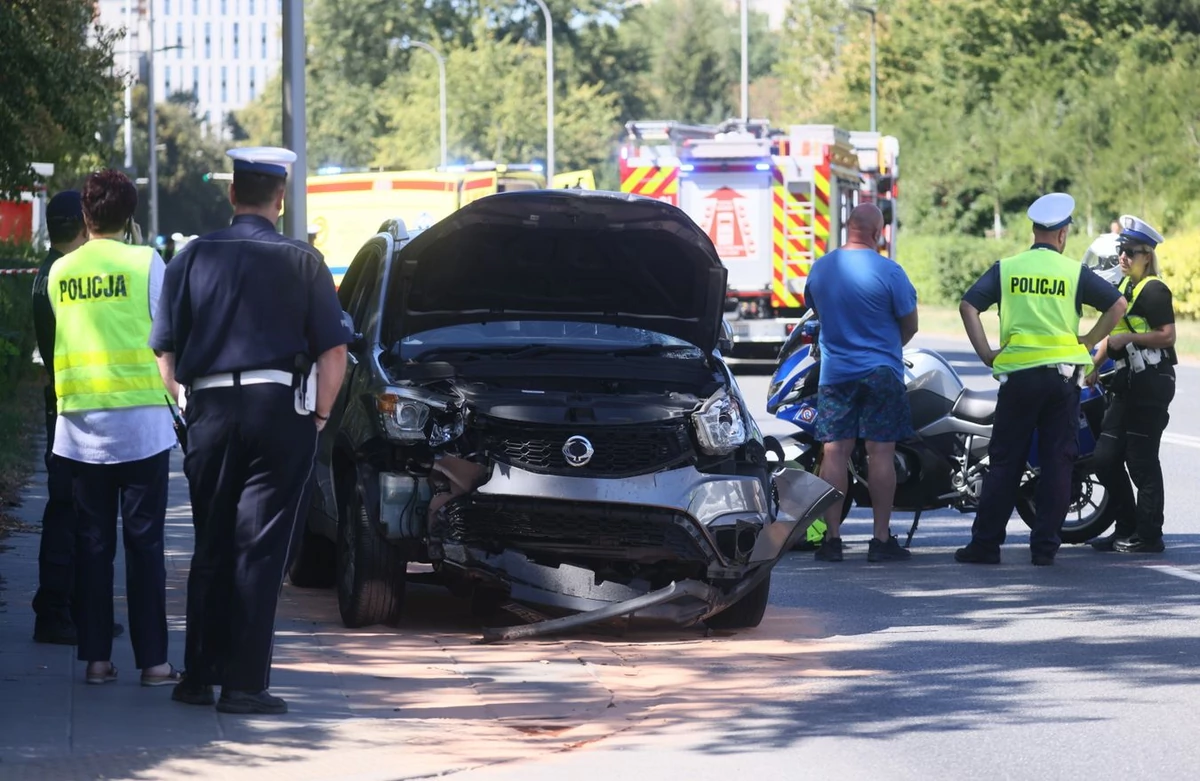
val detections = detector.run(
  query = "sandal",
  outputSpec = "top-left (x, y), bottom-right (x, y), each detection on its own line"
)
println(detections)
top-left (141, 664), bottom-right (183, 687)
top-left (85, 663), bottom-right (118, 685)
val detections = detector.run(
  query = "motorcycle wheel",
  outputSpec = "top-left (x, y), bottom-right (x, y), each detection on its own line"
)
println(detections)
top-left (1015, 468), bottom-right (1115, 544)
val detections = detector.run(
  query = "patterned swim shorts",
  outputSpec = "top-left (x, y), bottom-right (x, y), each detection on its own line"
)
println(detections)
top-left (816, 366), bottom-right (914, 443)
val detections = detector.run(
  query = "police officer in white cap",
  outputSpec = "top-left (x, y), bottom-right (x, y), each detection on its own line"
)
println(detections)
top-left (1089, 215), bottom-right (1177, 554)
top-left (955, 193), bottom-right (1127, 565)
top-left (150, 147), bottom-right (351, 713)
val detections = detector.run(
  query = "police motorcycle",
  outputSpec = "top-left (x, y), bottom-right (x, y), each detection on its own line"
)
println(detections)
top-left (765, 310), bottom-right (1118, 546)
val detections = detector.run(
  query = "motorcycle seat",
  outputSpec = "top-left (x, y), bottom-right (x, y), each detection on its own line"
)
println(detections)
top-left (952, 387), bottom-right (997, 425)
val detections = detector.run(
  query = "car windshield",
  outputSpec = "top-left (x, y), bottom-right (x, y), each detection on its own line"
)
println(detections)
top-left (397, 320), bottom-right (701, 360)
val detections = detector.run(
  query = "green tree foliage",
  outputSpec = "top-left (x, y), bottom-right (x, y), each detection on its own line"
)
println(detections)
top-left (0, 0), bottom-right (120, 198)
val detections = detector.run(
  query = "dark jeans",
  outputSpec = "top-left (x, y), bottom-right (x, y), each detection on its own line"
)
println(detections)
top-left (32, 390), bottom-right (76, 626)
top-left (68, 450), bottom-right (171, 667)
top-left (1094, 370), bottom-right (1175, 542)
top-left (970, 366), bottom-right (1080, 558)
top-left (182, 384), bottom-right (317, 692)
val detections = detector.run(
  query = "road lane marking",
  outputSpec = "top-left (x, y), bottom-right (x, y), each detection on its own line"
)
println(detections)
top-left (1148, 565), bottom-right (1200, 584)
top-left (1162, 432), bottom-right (1200, 449)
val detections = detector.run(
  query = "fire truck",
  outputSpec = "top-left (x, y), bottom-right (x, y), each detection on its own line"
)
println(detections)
top-left (619, 121), bottom-right (899, 359)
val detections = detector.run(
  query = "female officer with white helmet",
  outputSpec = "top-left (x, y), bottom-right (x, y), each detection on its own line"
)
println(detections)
top-left (1089, 216), bottom-right (1177, 554)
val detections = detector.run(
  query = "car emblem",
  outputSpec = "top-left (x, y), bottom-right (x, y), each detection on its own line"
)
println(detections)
top-left (562, 435), bottom-right (594, 467)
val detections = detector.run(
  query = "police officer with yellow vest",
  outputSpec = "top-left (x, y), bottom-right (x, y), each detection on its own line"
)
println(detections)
top-left (955, 193), bottom-right (1127, 565)
top-left (48, 170), bottom-right (180, 686)
top-left (151, 147), bottom-right (350, 715)
top-left (1089, 216), bottom-right (1176, 554)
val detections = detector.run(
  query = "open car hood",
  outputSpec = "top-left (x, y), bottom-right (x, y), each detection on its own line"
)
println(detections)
top-left (388, 190), bottom-right (729, 352)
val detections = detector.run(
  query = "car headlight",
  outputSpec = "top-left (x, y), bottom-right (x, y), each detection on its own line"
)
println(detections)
top-left (693, 389), bottom-right (748, 455)
top-left (377, 392), bottom-right (432, 442)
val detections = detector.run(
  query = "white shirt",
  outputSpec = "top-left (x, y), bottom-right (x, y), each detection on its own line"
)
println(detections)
top-left (52, 250), bottom-right (178, 464)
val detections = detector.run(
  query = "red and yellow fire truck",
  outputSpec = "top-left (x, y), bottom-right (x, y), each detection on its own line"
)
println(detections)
top-left (619, 121), bottom-right (899, 359)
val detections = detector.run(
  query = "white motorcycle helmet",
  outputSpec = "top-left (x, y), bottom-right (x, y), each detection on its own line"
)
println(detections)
top-left (1082, 233), bottom-right (1123, 286)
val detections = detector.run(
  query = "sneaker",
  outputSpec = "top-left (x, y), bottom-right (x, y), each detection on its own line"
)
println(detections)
top-left (814, 537), bottom-right (844, 562)
top-left (868, 535), bottom-right (912, 562)
top-left (1031, 553), bottom-right (1055, 566)
top-left (216, 689), bottom-right (288, 715)
top-left (954, 545), bottom-right (1000, 564)
top-left (33, 620), bottom-right (77, 645)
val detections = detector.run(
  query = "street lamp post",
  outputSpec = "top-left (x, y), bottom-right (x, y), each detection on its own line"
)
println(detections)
top-left (851, 4), bottom-right (877, 133)
top-left (529, 0), bottom-right (554, 181)
top-left (739, 0), bottom-right (748, 122)
top-left (394, 38), bottom-right (447, 168)
top-left (282, 0), bottom-right (308, 241)
top-left (148, 1), bottom-right (158, 243)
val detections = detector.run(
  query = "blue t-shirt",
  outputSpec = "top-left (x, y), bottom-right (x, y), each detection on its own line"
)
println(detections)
top-left (805, 247), bottom-right (917, 386)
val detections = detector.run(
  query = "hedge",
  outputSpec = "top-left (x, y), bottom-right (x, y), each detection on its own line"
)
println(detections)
top-left (0, 241), bottom-right (41, 398)
top-left (894, 231), bottom-right (1200, 319)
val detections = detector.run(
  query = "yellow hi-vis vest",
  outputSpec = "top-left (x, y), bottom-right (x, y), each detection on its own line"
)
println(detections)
top-left (1110, 276), bottom-right (1160, 335)
top-left (992, 249), bottom-right (1093, 376)
top-left (47, 240), bottom-right (162, 413)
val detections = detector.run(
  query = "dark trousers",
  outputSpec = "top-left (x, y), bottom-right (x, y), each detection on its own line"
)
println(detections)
top-left (68, 450), bottom-right (171, 667)
top-left (1094, 371), bottom-right (1174, 542)
top-left (182, 384), bottom-right (316, 693)
top-left (971, 366), bottom-right (1080, 558)
top-left (32, 391), bottom-right (75, 626)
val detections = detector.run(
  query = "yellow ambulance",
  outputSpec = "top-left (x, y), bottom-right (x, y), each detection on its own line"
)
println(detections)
top-left (306, 163), bottom-right (595, 285)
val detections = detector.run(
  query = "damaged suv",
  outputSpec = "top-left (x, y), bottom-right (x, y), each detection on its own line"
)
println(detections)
top-left (289, 190), bottom-right (835, 641)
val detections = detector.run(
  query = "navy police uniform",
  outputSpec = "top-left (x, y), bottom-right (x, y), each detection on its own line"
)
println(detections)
top-left (149, 147), bottom-right (348, 703)
top-left (958, 194), bottom-right (1122, 564)
top-left (1092, 217), bottom-right (1176, 553)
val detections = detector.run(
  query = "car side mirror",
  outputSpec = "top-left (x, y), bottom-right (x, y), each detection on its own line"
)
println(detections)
top-left (718, 320), bottom-right (734, 354)
top-left (342, 311), bottom-right (365, 351)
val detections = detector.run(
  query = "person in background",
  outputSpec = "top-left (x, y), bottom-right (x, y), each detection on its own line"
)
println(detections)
top-left (30, 191), bottom-right (125, 645)
top-left (47, 170), bottom-right (179, 685)
top-left (803, 203), bottom-right (920, 563)
top-left (1089, 216), bottom-right (1176, 554)
top-left (152, 147), bottom-right (350, 715)
top-left (956, 193), bottom-right (1126, 566)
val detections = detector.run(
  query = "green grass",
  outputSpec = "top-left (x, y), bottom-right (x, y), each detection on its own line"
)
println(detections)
top-left (0, 375), bottom-right (47, 531)
top-left (918, 305), bottom-right (1200, 362)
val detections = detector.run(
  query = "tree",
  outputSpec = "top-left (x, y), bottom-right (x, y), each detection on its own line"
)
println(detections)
top-left (0, 0), bottom-right (120, 197)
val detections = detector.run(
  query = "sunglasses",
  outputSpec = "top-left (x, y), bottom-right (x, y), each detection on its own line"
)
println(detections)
top-left (1120, 246), bottom-right (1148, 258)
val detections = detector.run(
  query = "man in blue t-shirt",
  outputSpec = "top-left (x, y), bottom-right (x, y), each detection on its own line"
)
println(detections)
top-left (804, 203), bottom-right (919, 563)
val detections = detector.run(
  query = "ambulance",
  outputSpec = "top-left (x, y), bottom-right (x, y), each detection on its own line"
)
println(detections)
top-left (307, 162), bottom-right (595, 285)
top-left (620, 121), bottom-right (899, 359)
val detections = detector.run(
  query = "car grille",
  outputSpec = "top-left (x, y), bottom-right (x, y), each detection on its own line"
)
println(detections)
top-left (440, 496), bottom-right (715, 563)
top-left (480, 420), bottom-right (695, 477)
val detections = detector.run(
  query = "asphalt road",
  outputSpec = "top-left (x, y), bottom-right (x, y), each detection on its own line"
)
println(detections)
top-left (454, 333), bottom-right (1200, 780)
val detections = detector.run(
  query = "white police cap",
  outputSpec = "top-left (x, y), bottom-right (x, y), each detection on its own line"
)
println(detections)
top-left (1118, 215), bottom-right (1164, 248)
top-left (227, 146), bottom-right (297, 178)
top-left (1027, 192), bottom-right (1075, 231)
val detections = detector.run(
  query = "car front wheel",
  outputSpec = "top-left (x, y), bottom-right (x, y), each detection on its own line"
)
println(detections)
top-left (336, 476), bottom-right (406, 628)
top-left (705, 574), bottom-right (771, 630)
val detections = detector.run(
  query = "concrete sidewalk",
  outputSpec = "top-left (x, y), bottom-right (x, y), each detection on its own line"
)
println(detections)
top-left (0, 448), bottom-right (658, 780)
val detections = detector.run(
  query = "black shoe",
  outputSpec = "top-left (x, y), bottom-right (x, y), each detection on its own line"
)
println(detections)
top-left (217, 690), bottom-right (288, 715)
top-left (868, 535), bottom-right (912, 562)
top-left (814, 537), bottom-right (844, 562)
top-left (112, 622), bottom-right (124, 638)
top-left (955, 545), bottom-right (1000, 564)
top-left (1089, 535), bottom-right (1123, 551)
top-left (1031, 554), bottom-right (1055, 566)
top-left (172, 679), bottom-right (216, 706)
top-left (1114, 536), bottom-right (1165, 554)
top-left (33, 621), bottom-right (77, 645)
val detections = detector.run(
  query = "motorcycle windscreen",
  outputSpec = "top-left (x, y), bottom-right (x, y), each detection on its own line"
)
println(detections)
top-left (678, 171), bottom-right (774, 292)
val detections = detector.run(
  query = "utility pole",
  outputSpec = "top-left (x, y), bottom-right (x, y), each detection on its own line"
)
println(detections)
top-left (851, 4), bottom-right (878, 132)
top-left (531, 0), bottom-right (554, 182)
top-left (281, 0), bottom-right (307, 240)
top-left (124, 1), bottom-right (133, 172)
top-left (148, 0), bottom-right (158, 243)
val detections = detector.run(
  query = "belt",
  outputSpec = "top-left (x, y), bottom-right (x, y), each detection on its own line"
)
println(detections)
top-left (190, 369), bottom-right (294, 391)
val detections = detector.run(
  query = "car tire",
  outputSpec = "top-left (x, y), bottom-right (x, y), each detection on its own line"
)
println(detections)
top-left (705, 574), bottom-right (771, 630)
top-left (287, 508), bottom-right (336, 588)
top-left (336, 477), bottom-right (406, 628)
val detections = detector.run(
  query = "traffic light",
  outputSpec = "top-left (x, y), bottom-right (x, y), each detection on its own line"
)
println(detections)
top-left (202, 173), bottom-right (212, 182)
